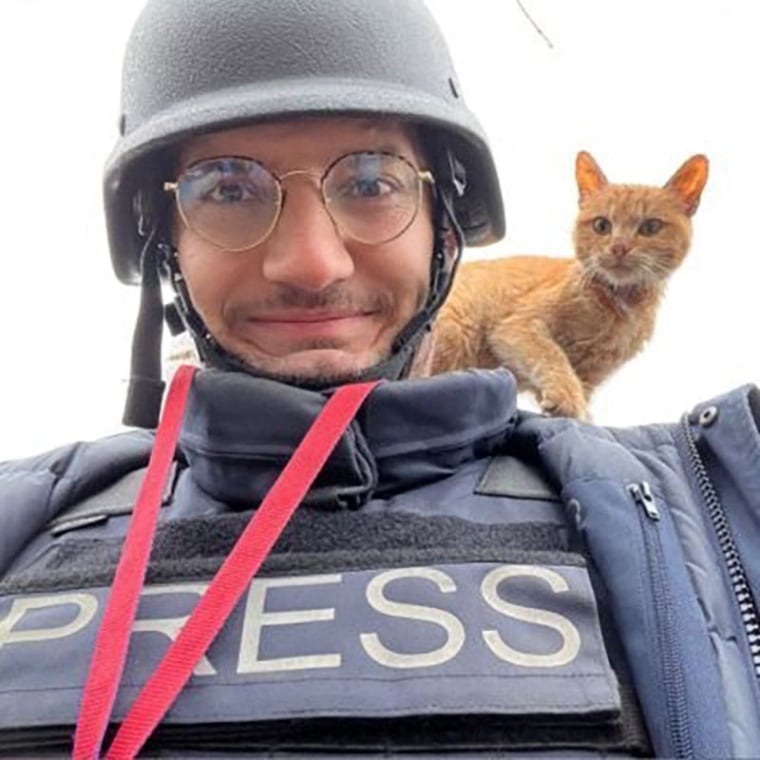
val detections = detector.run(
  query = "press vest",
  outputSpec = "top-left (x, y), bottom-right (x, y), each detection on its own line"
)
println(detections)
top-left (1, 368), bottom-right (758, 757)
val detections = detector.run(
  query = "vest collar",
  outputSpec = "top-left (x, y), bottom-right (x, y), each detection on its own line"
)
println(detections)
top-left (178, 368), bottom-right (517, 508)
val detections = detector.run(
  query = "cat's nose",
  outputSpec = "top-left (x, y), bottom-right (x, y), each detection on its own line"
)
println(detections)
top-left (610, 242), bottom-right (630, 259)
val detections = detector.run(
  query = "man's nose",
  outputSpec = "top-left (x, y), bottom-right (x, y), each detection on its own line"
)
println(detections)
top-left (260, 185), bottom-right (355, 291)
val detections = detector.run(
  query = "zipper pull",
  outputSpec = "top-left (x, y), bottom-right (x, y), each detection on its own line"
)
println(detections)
top-left (628, 481), bottom-right (660, 520)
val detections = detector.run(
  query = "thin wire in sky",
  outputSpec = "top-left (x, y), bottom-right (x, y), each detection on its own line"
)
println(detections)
top-left (516, 0), bottom-right (555, 49)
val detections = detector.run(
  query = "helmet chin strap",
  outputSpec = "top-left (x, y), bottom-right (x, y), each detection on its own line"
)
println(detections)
top-left (122, 224), bottom-right (167, 428)
top-left (122, 174), bottom-right (464, 428)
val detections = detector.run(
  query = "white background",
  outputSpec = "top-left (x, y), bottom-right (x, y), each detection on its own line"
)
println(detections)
top-left (1, 1), bottom-right (757, 460)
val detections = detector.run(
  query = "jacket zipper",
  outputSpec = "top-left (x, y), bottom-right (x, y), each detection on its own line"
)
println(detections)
top-left (679, 415), bottom-right (760, 678)
top-left (628, 481), bottom-right (694, 759)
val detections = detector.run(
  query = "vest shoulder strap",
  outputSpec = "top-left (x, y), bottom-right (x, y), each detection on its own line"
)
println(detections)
top-left (475, 455), bottom-right (560, 502)
top-left (46, 464), bottom-right (178, 536)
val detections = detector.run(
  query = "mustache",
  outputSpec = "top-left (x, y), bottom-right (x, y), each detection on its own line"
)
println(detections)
top-left (227, 283), bottom-right (394, 319)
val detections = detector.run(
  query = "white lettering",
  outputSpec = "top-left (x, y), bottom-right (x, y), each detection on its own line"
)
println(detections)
top-left (481, 565), bottom-right (581, 668)
top-left (0, 592), bottom-right (97, 648)
top-left (133, 583), bottom-right (216, 676)
top-left (238, 573), bottom-right (342, 674)
top-left (361, 567), bottom-right (465, 668)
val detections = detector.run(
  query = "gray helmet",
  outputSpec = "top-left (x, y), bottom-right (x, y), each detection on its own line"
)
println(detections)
top-left (105, 0), bottom-right (504, 284)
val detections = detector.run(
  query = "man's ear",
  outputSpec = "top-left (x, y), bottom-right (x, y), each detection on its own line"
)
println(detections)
top-left (575, 151), bottom-right (609, 204)
top-left (664, 154), bottom-right (709, 216)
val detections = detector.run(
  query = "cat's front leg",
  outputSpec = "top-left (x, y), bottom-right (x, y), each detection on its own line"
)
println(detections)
top-left (487, 319), bottom-right (590, 420)
top-left (539, 382), bottom-right (590, 421)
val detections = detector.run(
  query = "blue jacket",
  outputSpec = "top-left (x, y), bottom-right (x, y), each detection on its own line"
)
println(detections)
top-left (0, 368), bottom-right (758, 758)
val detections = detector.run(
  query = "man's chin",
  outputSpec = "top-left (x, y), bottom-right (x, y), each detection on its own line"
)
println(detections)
top-left (232, 347), bottom-right (385, 389)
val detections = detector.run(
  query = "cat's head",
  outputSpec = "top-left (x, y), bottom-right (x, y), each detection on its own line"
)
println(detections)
top-left (572, 151), bottom-right (708, 290)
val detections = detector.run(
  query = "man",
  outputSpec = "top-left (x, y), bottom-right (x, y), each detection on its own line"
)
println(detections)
top-left (0, 1), bottom-right (758, 758)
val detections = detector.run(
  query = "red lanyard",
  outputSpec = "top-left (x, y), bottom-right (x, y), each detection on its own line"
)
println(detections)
top-left (73, 366), bottom-right (378, 759)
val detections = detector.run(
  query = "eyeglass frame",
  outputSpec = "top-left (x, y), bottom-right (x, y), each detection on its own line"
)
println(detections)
top-left (163, 150), bottom-right (436, 251)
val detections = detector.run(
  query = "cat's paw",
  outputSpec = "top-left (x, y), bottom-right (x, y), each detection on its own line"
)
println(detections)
top-left (540, 388), bottom-right (589, 420)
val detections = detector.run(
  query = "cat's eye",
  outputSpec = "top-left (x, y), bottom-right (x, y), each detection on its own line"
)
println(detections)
top-left (592, 216), bottom-right (611, 235)
top-left (638, 218), bottom-right (663, 236)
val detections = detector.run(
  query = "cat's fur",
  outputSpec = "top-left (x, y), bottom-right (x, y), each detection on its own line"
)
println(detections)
top-left (431, 151), bottom-right (709, 419)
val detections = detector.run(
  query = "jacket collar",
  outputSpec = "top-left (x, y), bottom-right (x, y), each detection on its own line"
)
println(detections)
top-left (178, 368), bottom-right (517, 508)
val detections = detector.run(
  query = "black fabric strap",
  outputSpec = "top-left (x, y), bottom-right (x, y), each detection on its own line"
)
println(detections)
top-left (123, 226), bottom-right (166, 428)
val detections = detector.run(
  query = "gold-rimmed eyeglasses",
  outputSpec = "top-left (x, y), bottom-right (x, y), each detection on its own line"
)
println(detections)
top-left (163, 151), bottom-right (435, 251)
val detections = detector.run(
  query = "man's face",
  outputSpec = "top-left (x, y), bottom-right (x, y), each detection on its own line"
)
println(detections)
top-left (174, 117), bottom-right (434, 384)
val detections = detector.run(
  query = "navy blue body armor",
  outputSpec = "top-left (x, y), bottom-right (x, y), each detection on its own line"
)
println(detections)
top-left (1, 368), bottom-right (758, 757)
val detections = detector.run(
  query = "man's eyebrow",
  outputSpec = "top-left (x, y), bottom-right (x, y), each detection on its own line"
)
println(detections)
top-left (369, 143), bottom-right (415, 156)
top-left (178, 145), bottom-right (421, 172)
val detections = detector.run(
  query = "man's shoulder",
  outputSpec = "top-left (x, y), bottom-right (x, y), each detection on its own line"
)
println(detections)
top-left (508, 383), bottom-right (759, 485)
top-left (514, 383), bottom-right (757, 440)
top-left (1, 429), bottom-right (154, 478)
top-left (0, 429), bottom-right (155, 516)
top-left (0, 429), bottom-right (155, 576)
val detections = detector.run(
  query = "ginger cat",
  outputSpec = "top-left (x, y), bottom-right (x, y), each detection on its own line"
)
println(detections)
top-left (431, 151), bottom-right (709, 419)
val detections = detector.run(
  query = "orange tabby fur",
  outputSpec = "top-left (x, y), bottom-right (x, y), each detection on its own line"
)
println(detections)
top-left (431, 151), bottom-right (709, 418)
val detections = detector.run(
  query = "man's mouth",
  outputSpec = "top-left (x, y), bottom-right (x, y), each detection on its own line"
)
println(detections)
top-left (237, 311), bottom-right (378, 342)
top-left (246, 311), bottom-right (374, 323)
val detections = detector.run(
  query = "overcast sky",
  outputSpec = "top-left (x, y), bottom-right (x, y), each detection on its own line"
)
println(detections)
top-left (1, 1), bottom-right (758, 459)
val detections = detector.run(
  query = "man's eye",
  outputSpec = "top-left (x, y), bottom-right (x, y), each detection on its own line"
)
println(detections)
top-left (341, 177), bottom-right (398, 199)
top-left (207, 181), bottom-right (260, 203)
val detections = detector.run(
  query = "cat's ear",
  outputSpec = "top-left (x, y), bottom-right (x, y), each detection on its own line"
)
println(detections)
top-left (664, 155), bottom-right (709, 216)
top-left (575, 151), bottom-right (609, 203)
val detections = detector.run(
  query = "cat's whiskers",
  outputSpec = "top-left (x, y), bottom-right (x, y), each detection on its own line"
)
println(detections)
top-left (645, 255), bottom-right (675, 279)
top-left (630, 255), bottom-right (674, 286)
top-left (587, 247), bottom-right (675, 290)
